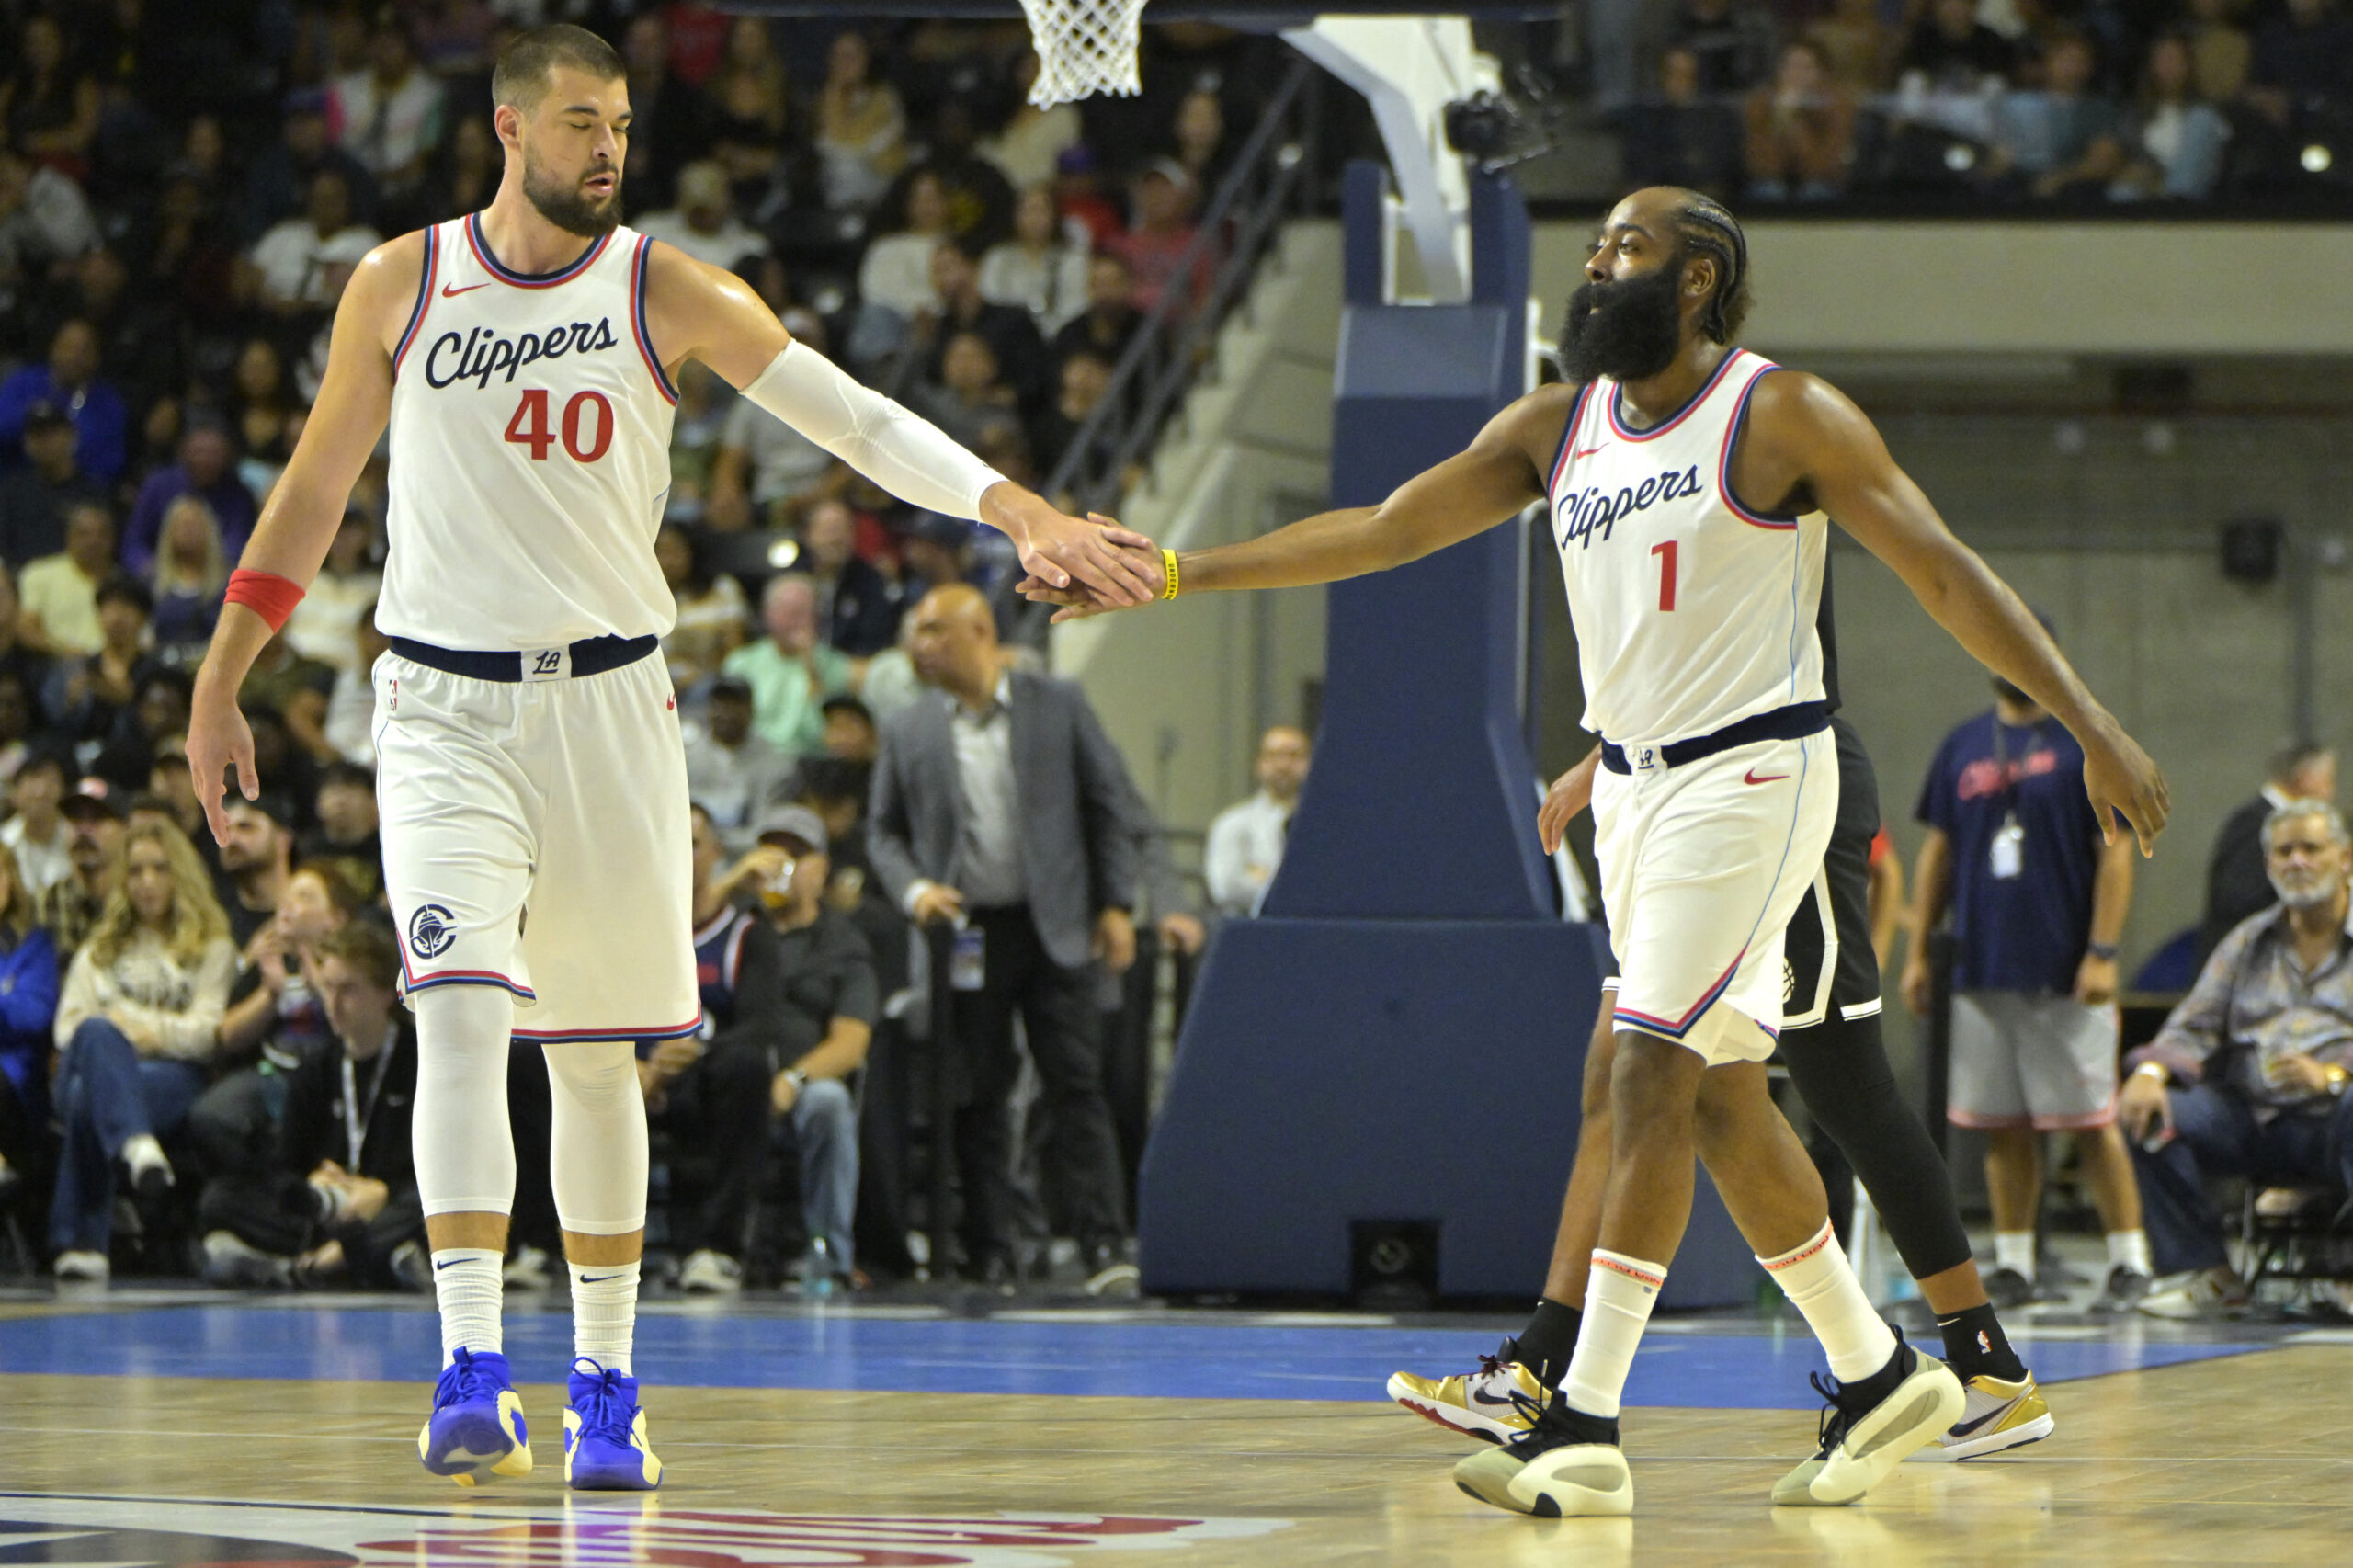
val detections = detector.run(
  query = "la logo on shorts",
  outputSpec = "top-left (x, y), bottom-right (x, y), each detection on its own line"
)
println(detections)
top-left (408, 903), bottom-right (459, 960)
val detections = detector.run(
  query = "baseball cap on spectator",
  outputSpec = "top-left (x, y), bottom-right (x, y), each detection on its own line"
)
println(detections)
top-left (230, 790), bottom-right (301, 835)
top-left (1141, 157), bottom-right (1195, 192)
top-left (60, 782), bottom-right (125, 822)
top-left (755, 804), bottom-right (828, 856)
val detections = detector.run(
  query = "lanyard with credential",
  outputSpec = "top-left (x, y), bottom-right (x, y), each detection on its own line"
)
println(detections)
top-left (341, 1030), bottom-right (397, 1172)
top-left (1987, 715), bottom-right (2045, 881)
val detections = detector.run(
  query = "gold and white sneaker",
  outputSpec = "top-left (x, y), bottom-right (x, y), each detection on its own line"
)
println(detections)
top-left (1387, 1339), bottom-right (1548, 1444)
top-left (1910, 1371), bottom-right (2053, 1461)
top-left (1772, 1333), bottom-right (1965, 1507)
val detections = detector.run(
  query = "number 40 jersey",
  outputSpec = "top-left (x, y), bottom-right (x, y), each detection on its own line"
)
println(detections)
top-left (379, 213), bottom-right (681, 652)
top-left (1547, 347), bottom-right (1830, 753)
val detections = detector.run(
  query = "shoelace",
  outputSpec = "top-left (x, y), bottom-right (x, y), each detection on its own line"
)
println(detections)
top-left (433, 1349), bottom-right (490, 1412)
top-left (1806, 1370), bottom-right (1856, 1460)
top-left (571, 1358), bottom-right (634, 1445)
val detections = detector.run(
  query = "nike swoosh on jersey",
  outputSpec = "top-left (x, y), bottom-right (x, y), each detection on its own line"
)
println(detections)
top-left (441, 281), bottom-right (491, 296)
top-left (1743, 768), bottom-right (1790, 785)
top-left (1572, 446), bottom-right (1606, 460)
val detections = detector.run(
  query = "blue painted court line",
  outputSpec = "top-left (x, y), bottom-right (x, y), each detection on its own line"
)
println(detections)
top-left (0, 1306), bottom-right (2270, 1408)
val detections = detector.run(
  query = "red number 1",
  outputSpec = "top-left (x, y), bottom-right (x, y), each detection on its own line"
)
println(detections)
top-left (1652, 540), bottom-right (1677, 611)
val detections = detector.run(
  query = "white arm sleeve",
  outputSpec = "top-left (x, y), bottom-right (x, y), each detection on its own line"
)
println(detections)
top-left (741, 341), bottom-right (1004, 521)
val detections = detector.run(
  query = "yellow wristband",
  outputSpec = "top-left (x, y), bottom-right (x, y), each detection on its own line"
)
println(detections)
top-left (1162, 548), bottom-right (1180, 600)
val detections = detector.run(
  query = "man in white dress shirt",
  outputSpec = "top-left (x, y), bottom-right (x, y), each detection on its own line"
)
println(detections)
top-left (1204, 725), bottom-right (1308, 917)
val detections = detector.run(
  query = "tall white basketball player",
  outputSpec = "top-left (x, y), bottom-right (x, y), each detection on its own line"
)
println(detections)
top-left (186, 26), bottom-right (1163, 1493)
top-left (1022, 187), bottom-right (2170, 1516)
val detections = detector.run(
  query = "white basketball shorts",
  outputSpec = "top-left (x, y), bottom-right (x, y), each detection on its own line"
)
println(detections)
top-left (372, 648), bottom-right (697, 1043)
top-left (1591, 729), bottom-right (1837, 1067)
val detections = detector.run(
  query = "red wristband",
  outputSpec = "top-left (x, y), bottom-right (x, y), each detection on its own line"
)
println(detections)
top-left (224, 569), bottom-right (306, 632)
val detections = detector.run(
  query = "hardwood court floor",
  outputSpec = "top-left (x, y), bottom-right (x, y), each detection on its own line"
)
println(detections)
top-left (4, 1345), bottom-right (2350, 1567)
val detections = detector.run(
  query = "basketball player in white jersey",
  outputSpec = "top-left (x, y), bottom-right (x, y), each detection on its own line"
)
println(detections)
top-left (184, 25), bottom-right (1161, 1493)
top-left (1023, 186), bottom-right (2169, 1517)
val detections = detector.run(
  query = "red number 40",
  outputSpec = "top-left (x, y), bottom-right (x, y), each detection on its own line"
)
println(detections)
top-left (504, 389), bottom-right (614, 462)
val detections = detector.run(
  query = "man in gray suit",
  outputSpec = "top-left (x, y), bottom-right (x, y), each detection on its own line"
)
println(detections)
top-left (869, 584), bottom-right (1142, 1292)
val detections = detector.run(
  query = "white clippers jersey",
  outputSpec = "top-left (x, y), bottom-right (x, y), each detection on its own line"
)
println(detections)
top-left (1547, 348), bottom-right (1827, 750)
top-left (380, 214), bottom-right (679, 650)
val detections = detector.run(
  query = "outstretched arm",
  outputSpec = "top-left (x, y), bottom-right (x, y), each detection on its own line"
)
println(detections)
top-left (1751, 372), bottom-right (2170, 854)
top-left (188, 232), bottom-right (414, 843)
top-left (1027, 384), bottom-right (1574, 619)
top-left (642, 243), bottom-right (1162, 606)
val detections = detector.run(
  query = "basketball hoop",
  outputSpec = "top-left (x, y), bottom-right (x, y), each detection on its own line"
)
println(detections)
top-left (1021, 0), bottom-right (1145, 106)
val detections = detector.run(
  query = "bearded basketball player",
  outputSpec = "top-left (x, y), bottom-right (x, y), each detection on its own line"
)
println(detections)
top-left (185, 25), bottom-right (1160, 1493)
top-left (1025, 186), bottom-right (2168, 1517)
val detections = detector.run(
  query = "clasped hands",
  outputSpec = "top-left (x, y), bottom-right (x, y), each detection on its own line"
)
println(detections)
top-left (1010, 508), bottom-right (1163, 623)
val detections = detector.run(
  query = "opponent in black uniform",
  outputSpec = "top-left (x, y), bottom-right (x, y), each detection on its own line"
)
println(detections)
top-left (1387, 560), bottom-right (2052, 1462)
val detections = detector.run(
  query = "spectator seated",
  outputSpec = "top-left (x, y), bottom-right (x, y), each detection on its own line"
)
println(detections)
top-left (2123, 799), bottom-right (2353, 1319)
top-left (197, 921), bottom-right (428, 1290)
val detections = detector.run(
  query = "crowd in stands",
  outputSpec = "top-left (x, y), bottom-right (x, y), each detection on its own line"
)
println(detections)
top-left (0, 3), bottom-right (1297, 1293)
top-left (1616, 0), bottom-right (2353, 205)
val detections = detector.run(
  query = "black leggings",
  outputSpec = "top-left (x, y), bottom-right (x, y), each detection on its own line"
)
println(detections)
top-left (1779, 1008), bottom-right (1972, 1281)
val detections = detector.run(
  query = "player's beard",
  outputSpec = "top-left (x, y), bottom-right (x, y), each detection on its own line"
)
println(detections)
top-left (521, 146), bottom-right (623, 239)
top-left (1558, 263), bottom-right (1684, 384)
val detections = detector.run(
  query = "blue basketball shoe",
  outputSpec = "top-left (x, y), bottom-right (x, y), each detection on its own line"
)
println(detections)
top-left (563, 1358), bottom-right (662, 1491)
top-left (417, 1348), bottom-right (532, 1487)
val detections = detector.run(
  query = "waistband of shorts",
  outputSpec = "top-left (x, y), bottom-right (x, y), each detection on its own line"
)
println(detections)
top-left (387, 633), bottom-right (659, 683)
top-left (1600, 700), bottom-right (1830, 775)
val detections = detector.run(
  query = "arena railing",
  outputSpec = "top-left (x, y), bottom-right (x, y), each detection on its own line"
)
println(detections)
top-left (1014, 56), bottom-right (1325, 641)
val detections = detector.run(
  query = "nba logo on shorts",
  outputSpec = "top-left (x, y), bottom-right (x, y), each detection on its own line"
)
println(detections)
top-left (407, 903), bottom-right (459, 960)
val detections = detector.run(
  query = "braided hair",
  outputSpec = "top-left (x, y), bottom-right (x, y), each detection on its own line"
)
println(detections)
top-left (1671, 192), bottom-right (1752, 345)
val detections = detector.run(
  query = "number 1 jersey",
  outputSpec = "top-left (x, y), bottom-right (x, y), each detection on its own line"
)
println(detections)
top-left (1547, 347), bottom-right (1828, 751)
top-left (380, 213), bottom-right (679, 650)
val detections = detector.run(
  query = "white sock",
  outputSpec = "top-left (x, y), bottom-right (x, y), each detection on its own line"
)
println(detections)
top-left (432, 1247), bottom-right (504, 1364)
top-left (1994, 1230), bottom-right (2036, 1279)
top-left (1759, 1221), bottom-right (1898, 1385)
top-left (2107, 1229), bottom-right (2152, 1276)
top-left (1559, 1250), bottom-right (1667, 1420)
top-left (571, 1259), bottom-right (640, 1376)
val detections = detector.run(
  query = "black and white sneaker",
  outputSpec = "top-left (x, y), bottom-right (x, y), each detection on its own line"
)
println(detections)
top-left (1773, 1329), bottom-right (1965, 1506)
top-left (1451, 1394), bottom-right (1631, 1517)
top-left (2089, 1266), bottom-right (2153, 1315)
top-left (1982, 1267), bottom-right (2035, 1311)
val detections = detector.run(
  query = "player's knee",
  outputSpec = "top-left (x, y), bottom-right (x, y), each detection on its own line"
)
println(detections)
top-left (1688, 1062), bottom-right (1768, 1157)
top-left (1608, 1031), bottom-right (1701, 1142)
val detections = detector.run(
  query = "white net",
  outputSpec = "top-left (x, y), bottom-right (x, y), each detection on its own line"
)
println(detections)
top-left (1021, 0), bottom-right (1146, 107)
